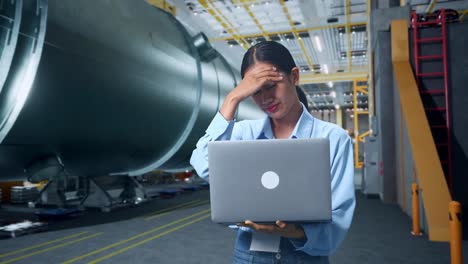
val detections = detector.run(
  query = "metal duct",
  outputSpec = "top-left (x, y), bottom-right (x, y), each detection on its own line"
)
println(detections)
top-left (0, 0), bottom-right (263, 180)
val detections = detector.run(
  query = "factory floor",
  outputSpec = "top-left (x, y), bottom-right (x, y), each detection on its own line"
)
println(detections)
top-left (0, 181), bottom-right (466, 264)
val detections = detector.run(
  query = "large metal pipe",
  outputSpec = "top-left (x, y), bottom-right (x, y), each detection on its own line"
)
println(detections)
top-left (0, 0), bottom-right (263, 181)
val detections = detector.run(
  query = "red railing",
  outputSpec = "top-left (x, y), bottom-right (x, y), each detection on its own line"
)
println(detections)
top-left (411, 9), bottom-right (452, 193)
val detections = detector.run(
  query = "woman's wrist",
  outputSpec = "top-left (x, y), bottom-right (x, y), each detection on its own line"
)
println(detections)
top-left (220, 92), bottom-right (241, 121)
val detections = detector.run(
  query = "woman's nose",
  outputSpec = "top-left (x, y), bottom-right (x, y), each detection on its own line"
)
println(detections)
top-left (261, 93), bottom-right (273, 104)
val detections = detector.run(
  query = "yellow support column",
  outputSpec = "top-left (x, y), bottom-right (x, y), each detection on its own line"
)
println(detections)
top-left (336, 108), bottom-right (343, 128)
top-left (449, 201), bottom-right (463, 264)
top-left (353, 79), bottom-right (369, 168)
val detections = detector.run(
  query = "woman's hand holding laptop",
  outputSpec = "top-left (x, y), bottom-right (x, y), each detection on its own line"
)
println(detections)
top-left (237, 220), bottom-right (305, 239)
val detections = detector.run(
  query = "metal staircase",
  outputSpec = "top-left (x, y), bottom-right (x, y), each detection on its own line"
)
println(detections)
top-left (411, 9), bottom-right (452, 193)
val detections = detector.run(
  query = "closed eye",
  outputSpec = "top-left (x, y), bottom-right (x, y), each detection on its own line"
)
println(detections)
top-left (253, 83), bottom-right (276, 96)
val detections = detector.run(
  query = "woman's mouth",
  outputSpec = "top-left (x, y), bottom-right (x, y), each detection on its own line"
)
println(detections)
top-left (266, 104), bottom-right (279, 113)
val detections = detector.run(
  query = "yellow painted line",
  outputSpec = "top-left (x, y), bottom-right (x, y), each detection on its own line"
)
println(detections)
top-left (0, 231), bottom-right (89, 258)
top-left (144, 200), bottom-right (210, 221)
top-left (88, 214), bottom-right (211, 264)
top-left (143, 199), bottom-right (201, 218)
top-left (62, 209), bottom-right (211, 264)
top-left (0, 233), bottom-right (103, 264)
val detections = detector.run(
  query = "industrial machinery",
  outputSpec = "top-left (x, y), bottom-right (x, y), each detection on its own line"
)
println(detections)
top-left (0, 0), bottom-right (264, 209)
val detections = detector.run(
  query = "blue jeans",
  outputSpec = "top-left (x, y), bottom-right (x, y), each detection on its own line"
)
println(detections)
top-left (232, 231), bottom-right (329, 264)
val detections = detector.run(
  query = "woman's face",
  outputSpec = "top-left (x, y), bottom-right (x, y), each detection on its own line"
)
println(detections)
top-left (247, 62), bottom-right (300, 120)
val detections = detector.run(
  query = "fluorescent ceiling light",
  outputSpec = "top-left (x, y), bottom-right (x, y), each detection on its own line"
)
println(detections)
top-left (323, 64), bottom-right (329, 74)
top-left (313, 36), bottom-right (322, 52)
top-left (327, 81), bottom-right (333, 88)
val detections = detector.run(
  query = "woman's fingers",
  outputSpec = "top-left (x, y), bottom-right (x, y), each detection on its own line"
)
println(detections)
top-left (243, 220), bottom-right (279, 233)
top-left (248, 66), bottom-right (277, 76)
top-left (238, 220), bottom-right (304, 238)
top-left (246, 66), bottom-right (282, 82)
top-left (275, 221), bottom-right (287, 229)
top-left (255, 69), bottom-right (282, 80)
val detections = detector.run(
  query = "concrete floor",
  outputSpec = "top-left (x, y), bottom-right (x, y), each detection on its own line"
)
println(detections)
top-left (0, 181), bottom-right (466, 264)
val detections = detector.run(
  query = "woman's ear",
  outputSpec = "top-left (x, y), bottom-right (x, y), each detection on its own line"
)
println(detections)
top-left (290, 67), bottom-right (300, 85)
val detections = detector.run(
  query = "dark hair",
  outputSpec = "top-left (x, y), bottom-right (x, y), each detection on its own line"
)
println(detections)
top-left (296, 86), bottom-right (310, 111)
top-left (240, 41), bottom-right (296, 78)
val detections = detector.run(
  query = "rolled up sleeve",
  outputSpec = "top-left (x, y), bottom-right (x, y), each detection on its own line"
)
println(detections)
top-left (190, 112), bottom-right (243, 181)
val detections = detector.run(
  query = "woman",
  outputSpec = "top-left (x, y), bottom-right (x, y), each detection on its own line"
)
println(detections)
top-left (190, 41), bottom-right (355, 264)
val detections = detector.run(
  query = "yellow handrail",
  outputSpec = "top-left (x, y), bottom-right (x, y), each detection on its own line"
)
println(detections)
top-left (391, 19), bottom-right (450, 241)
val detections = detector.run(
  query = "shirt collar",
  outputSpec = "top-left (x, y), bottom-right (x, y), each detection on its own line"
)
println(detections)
top-left (256, 103), bottom-right (314, 139)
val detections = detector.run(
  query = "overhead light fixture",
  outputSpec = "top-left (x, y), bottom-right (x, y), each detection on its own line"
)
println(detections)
top-left (327, 81), bottom-right (333, 88)
top-left (322, 64), bottom-right (329, 74)
top-left (330, 91), bottom-right (336, 98)
top-left (313, 35), bottom-right (322, 52)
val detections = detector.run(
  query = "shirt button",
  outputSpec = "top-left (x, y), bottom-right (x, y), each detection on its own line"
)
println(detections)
top-left (275, 253), bottom-right (281, 260)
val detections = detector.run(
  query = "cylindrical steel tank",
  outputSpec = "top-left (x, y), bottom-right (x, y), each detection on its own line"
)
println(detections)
top-left (0, 0), bottom-right (264, 180)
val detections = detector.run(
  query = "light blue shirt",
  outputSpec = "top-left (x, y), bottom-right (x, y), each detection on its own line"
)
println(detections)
top-left (190, 104), bottom-right (355, 256)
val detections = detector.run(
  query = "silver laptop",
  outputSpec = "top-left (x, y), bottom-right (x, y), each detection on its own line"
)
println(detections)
top-left (207, 138), bottom-right (331, 224)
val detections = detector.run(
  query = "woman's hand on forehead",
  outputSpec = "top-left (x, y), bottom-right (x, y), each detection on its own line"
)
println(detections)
top-left (233, 66), bottom-right (283, 101)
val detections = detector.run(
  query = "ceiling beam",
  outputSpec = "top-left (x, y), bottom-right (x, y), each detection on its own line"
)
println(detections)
top-left (460, 10), bottom-right (467, 21)
top-left (425, 0), bottom-right (438, 13)
top-left (299, 71), bottom-right (368, 84)
top-left (208, 22), bottom-right (367, 42)
top-left (346, 0), bottom-right (352, 72)
top-left (199, 0), bottom-right (250, 49)
top-left (239, 0), bottom-right (271, 41)
top-left (278, 0), bottom-right (315, 73)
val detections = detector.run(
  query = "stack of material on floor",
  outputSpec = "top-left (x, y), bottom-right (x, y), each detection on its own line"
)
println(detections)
top-left (10, 186), bottom-right (39, 204)
top-left (35, 208), bottom-right (81, 221)
top-left (158, 188), bottom-right (182, 198)
top-left (0, 220), bottom-right (47, 238)
top-left (181, 185), bottom-right (199, 192)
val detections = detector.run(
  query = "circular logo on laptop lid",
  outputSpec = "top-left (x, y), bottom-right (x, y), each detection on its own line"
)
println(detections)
top-left (261, 171), bottom-right (280, 189)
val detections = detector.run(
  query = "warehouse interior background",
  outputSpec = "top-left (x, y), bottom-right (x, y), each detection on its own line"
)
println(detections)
top-left (0, 0), bottom-right (467, 263)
